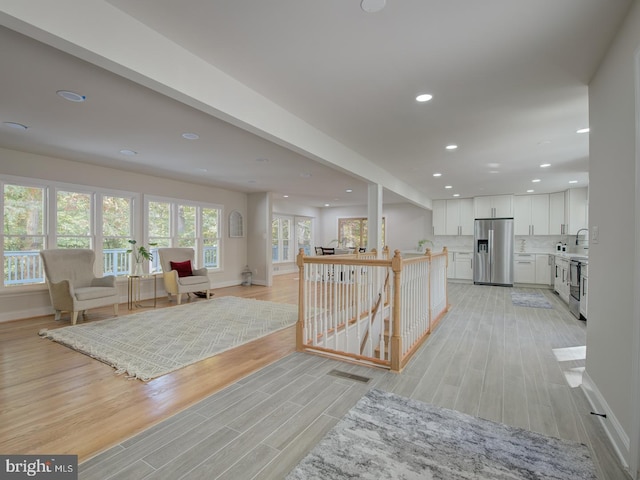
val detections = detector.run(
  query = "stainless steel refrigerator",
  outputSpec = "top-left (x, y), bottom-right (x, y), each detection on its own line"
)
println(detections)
top-left (474, 218), bottom-right (514, 286)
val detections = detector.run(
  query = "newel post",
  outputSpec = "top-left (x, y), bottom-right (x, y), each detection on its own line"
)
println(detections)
top-left (296, 248), bottom-right (305, 352)
top-left (390, 249), bottom-right (403, 372)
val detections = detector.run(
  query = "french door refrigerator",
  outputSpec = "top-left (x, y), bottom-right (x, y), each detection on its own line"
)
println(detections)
top-left (474, 218), bottom-right (514, 286)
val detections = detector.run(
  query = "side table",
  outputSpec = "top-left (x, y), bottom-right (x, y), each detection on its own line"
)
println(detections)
top-left (127, 273), bottom-right (158, 310)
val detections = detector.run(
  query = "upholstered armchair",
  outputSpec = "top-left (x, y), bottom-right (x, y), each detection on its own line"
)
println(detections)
top-left (157, 248), bottom-right (211, 304)
top-left (40, 249), bottom-right (119, 325)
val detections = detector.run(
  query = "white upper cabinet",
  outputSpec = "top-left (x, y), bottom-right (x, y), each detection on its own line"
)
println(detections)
top-left (549, 191), bottom-right (566, 235)
top-left (432, 199), bottom-right (446, 236)
top-left (514, 194), bottom-right (549, 235)
top-left (474, 195), bottom-right (513, 218)
top-left (445, 198), bottom-right (474, 235)
top-left (565, 187), bottom-right (588, 235)
top-left (433, 198), bottom-right (473, 236)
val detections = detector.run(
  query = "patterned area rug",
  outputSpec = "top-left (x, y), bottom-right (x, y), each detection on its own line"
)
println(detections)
top-left (39, 296), bottom-right (297, 381)
top-left (287, 389), bottom-right (597, 479)
top-left (511, 291), bottom-right (553, 309)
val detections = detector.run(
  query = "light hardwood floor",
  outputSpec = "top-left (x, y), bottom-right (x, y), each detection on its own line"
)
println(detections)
top-left (1, 277), bottom-right (631, 479)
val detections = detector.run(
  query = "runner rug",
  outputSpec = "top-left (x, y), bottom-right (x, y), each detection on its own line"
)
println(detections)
top-left (39, 296), bottom-right (297, 381)
top-left (287, 389), bottom-right (597, 479)
top-left (511, 291), bottom-right (554, 309)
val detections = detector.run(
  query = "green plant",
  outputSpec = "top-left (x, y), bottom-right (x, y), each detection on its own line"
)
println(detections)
top-left (417, 239), bottom-right (433, 251)
top-left (127, 239), bottom-right (158, 263)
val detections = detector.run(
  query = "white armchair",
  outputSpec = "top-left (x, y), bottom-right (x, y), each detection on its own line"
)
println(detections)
top-left (157, 248), bottom-right (211, 304)
top-left (40, 249), bottom-right (119, 325)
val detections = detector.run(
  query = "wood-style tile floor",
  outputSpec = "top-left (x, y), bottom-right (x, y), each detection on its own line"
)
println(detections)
top-left (1, 277), bottom-right (631, 479)
top-left (83, 283), bottom-right (630, 479)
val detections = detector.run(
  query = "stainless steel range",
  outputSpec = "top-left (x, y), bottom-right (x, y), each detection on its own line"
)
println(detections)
top-left (569, 257), bottom-right (587, 320)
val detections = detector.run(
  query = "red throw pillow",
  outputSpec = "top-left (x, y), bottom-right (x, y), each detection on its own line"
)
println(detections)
top-left (170, 260), bottom-right (193, 277)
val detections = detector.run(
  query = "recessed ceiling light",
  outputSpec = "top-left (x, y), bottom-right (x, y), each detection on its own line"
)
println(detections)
top-left (324, 203), bottom-right (330, 207)
top-left (488, 163), bottom-right (500, 168)
top-left (445, 185), bottom-right (453, 189)
top-left (360, 0), bottom-right (386, 13)
top-left (453, 193), bottom-right (460, 197)
top-left (3, 122), bottom-right (28, 130)
top-left (182, 132), bottom-right (199, 140)
top-left (540, 163), bottom-right (551, 168)
top-left (283, 195), bottom-right (289, 198)
top-left (445, 145), bottom-right (458, 150)
top-left (415, 93), bottom-right (433, 102)
top-left (345, 189), bottom-right (353, 193)
top-left (56, 90), bottom-right (86, 102)
top-left (433, 173), bottom-right (442, 177)
top-left (532, 179), bottom-right (541, 183)
top-left (576, 128), bottom-right (590, 134)
top-left (527, 189), bottom-right (534, 193)
top-left (300, 172), bottom-right (312, 178)
top-left (569, 180), bottom-right (578, 184)
top-left (119, 149), bottom-right (137, 156)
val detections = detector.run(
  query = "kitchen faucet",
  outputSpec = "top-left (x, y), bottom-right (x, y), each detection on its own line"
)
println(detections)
top-left (575, 228), bottom-right (589, 245)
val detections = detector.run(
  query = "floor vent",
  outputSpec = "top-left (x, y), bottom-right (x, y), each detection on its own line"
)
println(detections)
top-left (328, 369), bottom-right (371, 383)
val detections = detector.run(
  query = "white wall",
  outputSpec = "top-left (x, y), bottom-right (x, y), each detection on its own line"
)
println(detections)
top-left (247, 192), bottom-right (272, 286)
top-left (318, 203), bottom-right (432, 252)
top-left (0, 147), bottom-right (248, 321)
top-left (585, 2), bottom-right (640, 473)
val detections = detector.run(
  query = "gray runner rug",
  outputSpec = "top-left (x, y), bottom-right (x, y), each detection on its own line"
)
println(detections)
top-left (287, 389), bottom-right (597, 479)
top-left (511, 291), bottom-right (554, 309)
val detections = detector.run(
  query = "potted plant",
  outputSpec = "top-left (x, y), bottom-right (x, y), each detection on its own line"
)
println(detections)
top-left (417, 239), bottom-right (433, 253)
top-left (127, 239), bottom-right (157, 275)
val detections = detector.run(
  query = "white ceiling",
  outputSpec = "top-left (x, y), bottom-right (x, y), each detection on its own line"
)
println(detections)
top-left (0, 0), bottom-right (633, 207)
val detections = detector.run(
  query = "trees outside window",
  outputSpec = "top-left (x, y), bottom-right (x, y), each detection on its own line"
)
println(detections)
top-left (338, 217), bottom-right (385, 250)
top-left (56, 190), bottom-right (92, 249)
top-left (102, 195), bottom-right (133, 276)
top-left (3, 183), bottom-right (46, 286)
top-left (272, 215), bottom-right (292, 263)
top-left (296, 217), bottom-right (312, 256)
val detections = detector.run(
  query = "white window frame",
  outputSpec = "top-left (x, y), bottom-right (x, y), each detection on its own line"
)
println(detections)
top-left (144, 195), bottom-right (223, 272)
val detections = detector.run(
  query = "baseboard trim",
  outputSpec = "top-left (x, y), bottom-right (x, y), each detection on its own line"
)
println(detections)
top-left (581, 370), bottom-right (630, 471)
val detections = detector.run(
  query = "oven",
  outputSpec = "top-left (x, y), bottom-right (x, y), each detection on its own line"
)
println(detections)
top-left (569, 259), bottom-right (582, 319)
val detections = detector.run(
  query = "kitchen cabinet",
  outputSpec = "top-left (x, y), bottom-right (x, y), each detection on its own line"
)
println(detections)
top-left (433, 200), bottom-right (446, 236)
top-left (447, 251), bottom-right (473, 280)
top-left (535, 254), bottom-right (552, 286)
top-left (549, 191), bottom-right (565, 235)
top-left (433, 199), bottom-right (473, 236)
top-left (514, 253), bottom-right (536, 283)
top-left (580, 264), bottom-right (588, 319)
top-left (565, 187), bottom-right (588, 235)
top-left (514, 195), bottom-right (549, 235)
top-left (554, 256), bottom-right (570, 303)
top-left (474, 195), bottom-right (513, 218)
top-left (445, 198), bottom-right (474, 236)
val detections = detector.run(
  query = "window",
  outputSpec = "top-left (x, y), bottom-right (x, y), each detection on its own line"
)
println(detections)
top-left (102, 195), bottom-right (133, 276)
top-left (3, 183), bottom-right (46, 286)
top-left (296, 217), bottom-right (312, 256)
top-left (272, 215), bottom-right (292, 263)
top-left (56, 189), bottom-right (92, 249)
top-left (145, 197), bottom-right (222, 272)
top-left (202, 208), bottom-right (220, 268)
top-left (338, 217), bottom-right (385, 249)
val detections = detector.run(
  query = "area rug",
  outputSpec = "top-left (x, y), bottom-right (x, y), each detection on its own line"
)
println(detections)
top-left (39, 296), bottom-right (297, 381)
top-left (511, 291), bottom-right (553, 309)
top-left (287, 389), bottom-right (597, 479)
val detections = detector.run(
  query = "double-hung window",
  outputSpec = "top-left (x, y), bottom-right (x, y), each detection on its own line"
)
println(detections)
top-left (3, 182), bottom-right (46, 286)
top-left (145, 197), bottom-right (222, 272)
top-left (338, 217), bottom-right (385, 249)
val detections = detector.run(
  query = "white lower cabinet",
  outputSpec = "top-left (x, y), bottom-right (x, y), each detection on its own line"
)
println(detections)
top-left (554, 257), bottom-right (570, 303)
top-left (535, 254), bottom-right (551, 285)
top-left (514, 254), bottom-right (536, 283)
top-left (447, 251), bottom-right (473, 280)
top-left (514, 253), bottom-right (552, 285)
